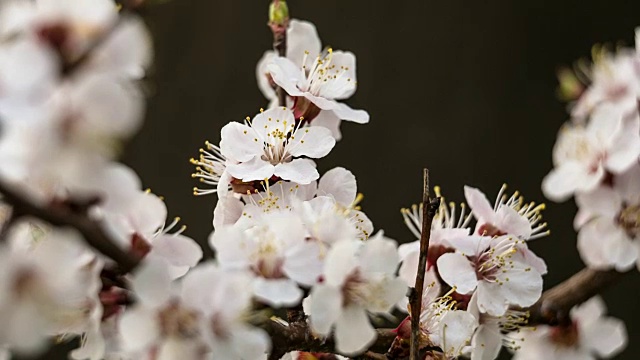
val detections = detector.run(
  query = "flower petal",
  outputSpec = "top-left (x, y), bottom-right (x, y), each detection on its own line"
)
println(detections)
top-left (437, 253), bottom-right (478, 294)
top-left (252, 278), bottom-right (303, 307)
top-left (311, 110), bottom-right (342, 140)
top-left (287, 126), bottom-right (335, 158)
top-left (149, 234), bottom-right (203, 271)
top-left (273, 158), bottom-right (319, 184)
top-left (227, 156), bottom-right (275, 182)
top-left (318, 167), bottom-right (357, 206)
top-left (308, 284), bottom-right (343, 336)
top-left (334, 305), bottom-right (376, 355)
top-left (464, 186), bottom-right (496, 224)
top-left (268, 57), bottom-right (306, 97)
top-left (331, 102), bottom-right (369, 124)
top-left (220, 122), bottom-right (263, 162)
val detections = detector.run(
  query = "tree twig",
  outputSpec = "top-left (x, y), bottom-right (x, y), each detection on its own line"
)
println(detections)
top-left (409, 169), bottom-right (439, 360)
top-left (527, 267), bottom-right (628, 325)
top-left (262, 318), bottom-right (395, 360)
top-left (0, 179), bottom-right (140, 273)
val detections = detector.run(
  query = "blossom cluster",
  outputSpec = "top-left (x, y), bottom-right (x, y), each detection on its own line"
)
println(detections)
top-left (543, 31), bottom-right (640, 272)
top-left (0, 0), bottom-right (633, 359)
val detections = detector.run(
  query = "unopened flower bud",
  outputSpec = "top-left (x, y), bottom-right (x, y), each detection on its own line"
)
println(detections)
top-left (269, 0), bottom-right (289, 27)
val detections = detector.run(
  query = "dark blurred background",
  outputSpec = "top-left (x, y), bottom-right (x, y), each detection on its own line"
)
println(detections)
top-left (25, 0), bottom-right (640, 359)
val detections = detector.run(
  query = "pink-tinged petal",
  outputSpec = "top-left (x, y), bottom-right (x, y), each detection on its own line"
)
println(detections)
top-left (366, 277), bottom-right (407, 313)
top-left (578, 218), bottom-right (638, 271)
top-left (318, 167), bottom-right (357, 206)
top-left (331, 102), bottom-right (369, 124)
top-left (216, 170), bottom-right (233, 197)
top-left (464, 186), bottom-right (496, 223)
top-left (614, 163), bottom-right (640, 204)
top-left (476, 281), bottom-right (508, 316)
top-left (227, 325), bottom-right (271, 360)
top-left (149, 234), bottom-right (202, 269)
top-left (268, 57), bottom-right (306, 96)
top-left (286, 20), bottom-right (322, 68)
top-left (308, 284), bottom-right (343, 336)
top-left (288, 126), bottom-right (335, 158)
top-left (471, 324), bottom-right (502, 360)
top-left (447, 235), bottom-right (492, 255)
top-left (496, 262), bottom-right (543, 308)
top-left (227, 156), bottom-right (275, 182)
top-left (542, 162), bottom-right (602, 202)
top-left (334, 305), bottom-right (376, 355)
top-left (213, 194), bottom-right (244, 229)
top-left (129, 192), bottom-right (167, 237)
top-left (437, 253), bottom-right (478, 294)
top-left (303, 92), bottom-right (340, 110)
top-left (253, 278), bottom-right (303, 307)
top-left (518, 246), bottom-right (548, 275)
top-left (605, 112), bottom-right (640, 173)
top-left (311, 110), bottom-right (342, 140)
top-left (283, 240), bottom-right (324, 286)
top-left (398, 248), bottom-right (419, 287)
top-left (581, 316), bottom-right (627, 358)
top-left (209, 227), bottom-right (253, 269)
top-left (571, 296), bottom-right (606, 326)
top-left (119, 307), bottom-right (160, 351)
top-left (220, 122), bottom-right (263, 162)
top-left (256, 50), bottom-right (277, 100)
top-left (273, 158), bottom-right (319, 184)
top-left (575, 186), bottom-right (622, 220)
top-left (495, 205), bottom-right (532, 239)
top-left (130, 258), bottom-right (173, 307)
top-left (359, 233), bottom-right (400, 275)
top-left (324, 240), bottom-right (361, 286)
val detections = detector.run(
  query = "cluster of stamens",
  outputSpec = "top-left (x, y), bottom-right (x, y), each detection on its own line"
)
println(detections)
top-left (190, 141), bottom-right (226, 196)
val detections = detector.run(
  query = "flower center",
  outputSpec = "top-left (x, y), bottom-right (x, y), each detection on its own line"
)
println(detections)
top-left (618, 203), bottom-right (640, 238)
top-left (157, 302), bottom-right (200, 339)
top-left (549, 322), bottom-right (580, 348)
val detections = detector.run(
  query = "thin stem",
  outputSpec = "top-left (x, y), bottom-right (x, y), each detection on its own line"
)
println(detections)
top-left (409, 169), bottom-right (440, 360)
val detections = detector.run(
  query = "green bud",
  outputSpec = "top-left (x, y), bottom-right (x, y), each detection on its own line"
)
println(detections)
top-left (269, 0), bottom-right (289, 26)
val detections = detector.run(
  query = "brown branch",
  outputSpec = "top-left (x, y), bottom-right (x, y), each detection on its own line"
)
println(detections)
top-left (528, 267), bottom-right (628, 325)
top-left (409, 169), bottom-right (440, 360)
top-left (262, 319), bottom-right (395, 360)
top-left (0, 179), bottom-right (140, 273)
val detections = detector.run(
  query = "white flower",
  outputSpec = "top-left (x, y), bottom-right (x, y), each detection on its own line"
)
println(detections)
top-left (103, 191), bottom-right (203, 279)
top-left (572, 50), bottom-right (640, 118)
top-left (210, 211), bottom-right (323, 307)
top-left (181, 263), bottom-right (271, 360)
top-left (575, 164), bottom-right (640, 271)
top-left (118, 259), bottom-right (208, 360)
top-left (257, 19), bottom-right (321, 106)
top-left (305, 235), bottom-right (407, 355)
top-left (510, 296), bottom-right (627, 360)
top-left (464, 185), bottom-right (549, 274)
top-left (437, 235), bottom-right (543, 316)
top-left (0, 227), bottom-right (103, 355)
top-left (398, 188), bottom-right (472, 295)
top-left (467, 292), bottom-right (530, 360)
top-left (542, 105), bottom-right (640, 201)
top-left (220, 107), bottom-right (335, 184)
top-left (268, 48), bottom-right (369, 133)
top-left (418, 291), bottom-right (477, 359)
